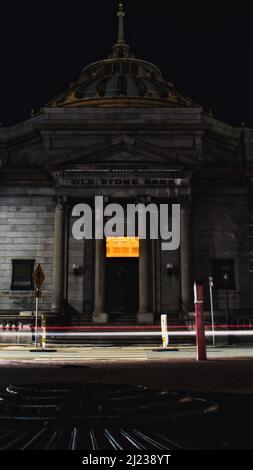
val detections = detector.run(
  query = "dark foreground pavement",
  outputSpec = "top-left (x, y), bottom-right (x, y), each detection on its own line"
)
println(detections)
top-left (1, 346), bottom-right (253, 450)
top-left (0, 345), bottom-right (253, 394)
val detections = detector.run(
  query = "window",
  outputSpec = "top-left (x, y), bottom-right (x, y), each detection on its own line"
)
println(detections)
top-left (11, 260), bottom-right (35, 291)
top-left (106, 237), bottom-right (140, 258)
top-left (211, 259), bottom-right (235, 290)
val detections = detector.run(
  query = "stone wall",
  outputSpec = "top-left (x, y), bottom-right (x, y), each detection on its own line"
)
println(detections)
top-left (0, 196), bottom-right (54, 313)
top-left (192, 194), bottom-right (253, 313)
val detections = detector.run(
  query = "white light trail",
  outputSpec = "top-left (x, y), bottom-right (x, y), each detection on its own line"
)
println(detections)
top-left (0, 330), bottom-right (253, 338)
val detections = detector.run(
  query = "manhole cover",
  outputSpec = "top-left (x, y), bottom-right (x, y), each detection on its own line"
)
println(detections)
top-left (0, 383), bottom-right (218, 450)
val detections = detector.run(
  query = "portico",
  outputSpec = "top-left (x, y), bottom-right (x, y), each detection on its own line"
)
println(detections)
top-left (49, 169), bottom-right (192, 324)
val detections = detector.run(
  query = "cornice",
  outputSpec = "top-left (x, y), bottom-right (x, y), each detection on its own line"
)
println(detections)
top-left (36, 123), bottom-right (207, 135)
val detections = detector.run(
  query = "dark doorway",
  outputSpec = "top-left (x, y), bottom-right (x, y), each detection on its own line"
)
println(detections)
top-left (106, 258), bottom-right (139, 313)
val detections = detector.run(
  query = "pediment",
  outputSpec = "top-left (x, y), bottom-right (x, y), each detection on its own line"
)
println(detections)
top-left (45, 138), bottom-right (200, 169)
top-left (104, 152), bottom-right (152, 162)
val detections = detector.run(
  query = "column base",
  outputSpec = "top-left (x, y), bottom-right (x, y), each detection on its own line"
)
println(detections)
top-left (137, 312), bottom-right (154, 324)
top-left (51, 302), bottom-right (63, 315)
top-left (92, 311), bottom-right (109, 324)
top-left (48, 310), bottom-right (64, 318)
top-left (50, 309), bottom-right (63, 317)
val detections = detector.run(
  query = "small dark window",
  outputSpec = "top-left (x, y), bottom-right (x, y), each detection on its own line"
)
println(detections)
top-left (11, 260), bottom-right (35, 291)
top-left (211, 259), bottom-right (235, 290)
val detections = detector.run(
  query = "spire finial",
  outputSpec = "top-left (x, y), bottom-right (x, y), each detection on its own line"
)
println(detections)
top-left (112, 1), bottom-right (130, 58)
top-left (117, 1), bottom-right (125, 44)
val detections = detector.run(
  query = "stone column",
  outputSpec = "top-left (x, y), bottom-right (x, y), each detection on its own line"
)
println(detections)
top-left (92, 239), bottom-right (108, 324)
top-left (138, 239), bottom-right (154, 324)
top-left (180, 199), bottom-right (192, 313)
top-left (51, 200), bottom-right (65, 314)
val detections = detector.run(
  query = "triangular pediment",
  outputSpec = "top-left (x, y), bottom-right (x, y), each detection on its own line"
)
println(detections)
top-left (104, 151), bottom-right (151, 162)
top-left (45, 137), bottom-right (200, 169)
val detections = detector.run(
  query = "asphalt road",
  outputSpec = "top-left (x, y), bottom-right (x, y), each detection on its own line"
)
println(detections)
top-left (1, 345), bottom-right (253, 394)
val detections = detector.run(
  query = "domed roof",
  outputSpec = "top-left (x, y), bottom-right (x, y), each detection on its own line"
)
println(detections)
top-left (48, 2), bottom-right (197, 109)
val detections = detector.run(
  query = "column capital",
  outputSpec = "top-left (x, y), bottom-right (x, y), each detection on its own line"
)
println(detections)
top-left (136, 196), bottom-right (152, 204)
top-left (54, 196), bottom-right (68, 209)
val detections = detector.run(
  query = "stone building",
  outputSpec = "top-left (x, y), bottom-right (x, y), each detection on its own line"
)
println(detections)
top-left (0, 2), bottom-right (253, 326)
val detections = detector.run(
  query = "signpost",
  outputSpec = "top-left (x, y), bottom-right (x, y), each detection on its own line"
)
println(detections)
top-left (30, 265), bottom-right (57, 353)
top-left (209, 276), bottom-right (216, 346)
top-left (32, 264), bottom-right (45, 349)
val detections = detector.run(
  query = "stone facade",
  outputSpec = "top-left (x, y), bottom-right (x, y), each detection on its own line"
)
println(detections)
top-left (0, 106), bottom-right (252, 324)
top-left (0, 4), bottom-right (253, 325)
top-left (0, 196), bottom-right (54, 313)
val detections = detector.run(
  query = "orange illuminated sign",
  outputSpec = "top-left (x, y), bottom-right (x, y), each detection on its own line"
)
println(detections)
top-left (106, 237), bottom-right (140, 258)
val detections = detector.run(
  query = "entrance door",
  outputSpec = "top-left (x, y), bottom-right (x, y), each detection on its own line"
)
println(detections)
top-left (106, 259), bottom-right (139, 313)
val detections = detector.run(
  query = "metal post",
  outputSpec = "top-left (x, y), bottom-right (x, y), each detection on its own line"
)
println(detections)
top-left (41, 315), bottom-right (46, 351)
top-left (222, 271), bottom-right (230, 345)
top-left (194, 282), bottom-right (207, 361)
top-left (35, 294), bottom-right (39, 348)
top-left (209, 277), bottom-right (215, 346)
top-left (226, 287), bottom-right (229, 345)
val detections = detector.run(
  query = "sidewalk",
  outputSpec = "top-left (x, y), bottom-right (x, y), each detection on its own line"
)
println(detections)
top-left (1, 343), bottom-right (253, 360)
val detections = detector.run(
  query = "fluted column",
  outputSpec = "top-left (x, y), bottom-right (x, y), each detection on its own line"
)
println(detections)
top-left (92, 239), bottom-right (108, 324)
top-left (180, 199), bottom-right (192, 313)
top-left (137, 239), bottom-right (154, 324)
top-left (51, 200), bottom-right (65, 314)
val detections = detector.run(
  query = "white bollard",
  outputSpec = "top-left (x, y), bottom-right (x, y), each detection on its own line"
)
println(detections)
top-left (161, 314), bottom-right (169, 349)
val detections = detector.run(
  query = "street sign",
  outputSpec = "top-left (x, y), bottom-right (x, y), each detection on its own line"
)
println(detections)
top-left (32, 264), bottom-right (45, 290)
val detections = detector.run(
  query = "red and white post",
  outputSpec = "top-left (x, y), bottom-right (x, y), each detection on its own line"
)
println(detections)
top-left (194, 282), bottom-right (207, 361)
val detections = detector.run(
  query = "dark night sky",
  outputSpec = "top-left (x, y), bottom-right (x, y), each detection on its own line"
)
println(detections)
top-left (0, 1), bottom-right (252, 127)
